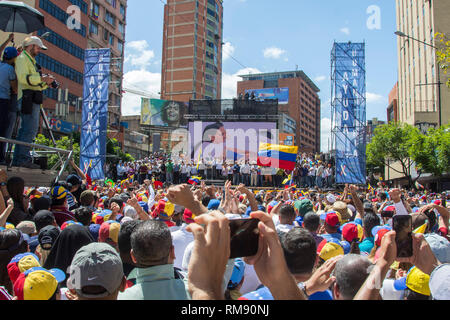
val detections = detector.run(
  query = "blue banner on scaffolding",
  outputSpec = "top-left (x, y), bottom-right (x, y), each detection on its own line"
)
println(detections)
top-left (80, 49), bottom-right (110, 181)
top-left (332, 42), bottom-right (366, 184)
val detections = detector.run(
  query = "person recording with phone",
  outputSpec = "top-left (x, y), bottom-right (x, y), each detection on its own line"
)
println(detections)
top-left (12, 36), bottom-right (55, 169)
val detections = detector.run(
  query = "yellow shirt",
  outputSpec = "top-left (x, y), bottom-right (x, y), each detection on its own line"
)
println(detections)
top-left (15, 50), bottom-right (48, 100)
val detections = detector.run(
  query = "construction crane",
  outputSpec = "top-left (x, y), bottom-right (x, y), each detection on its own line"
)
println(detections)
top-left (122, 87), bottom-right (160, 99)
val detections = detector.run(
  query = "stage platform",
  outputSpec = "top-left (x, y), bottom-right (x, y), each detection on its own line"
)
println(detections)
top-left (0, 165), bottom-right (67, 188)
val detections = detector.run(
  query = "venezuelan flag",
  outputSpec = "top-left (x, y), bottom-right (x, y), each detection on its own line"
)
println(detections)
top-left (188, 176), bottom-right (202, 185)
top-left (257, 143), bottom-right (298, 171)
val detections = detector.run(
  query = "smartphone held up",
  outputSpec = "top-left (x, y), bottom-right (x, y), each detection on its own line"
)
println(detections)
top-left (393, 214), bottom-right (413, 258)
top-left (229, 219), bottom-right (260, 259)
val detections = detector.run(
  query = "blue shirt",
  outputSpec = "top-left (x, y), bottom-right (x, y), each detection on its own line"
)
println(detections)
top-left (240, 286), bottom-right (333, 300)
top-left (0, 62), bottom-right (16, 99)
top-left (359, 237), bottom-right (375, 254)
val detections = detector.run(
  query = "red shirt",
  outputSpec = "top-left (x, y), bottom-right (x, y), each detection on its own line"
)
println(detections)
top-left (51, 206), bottom-right (75, 227)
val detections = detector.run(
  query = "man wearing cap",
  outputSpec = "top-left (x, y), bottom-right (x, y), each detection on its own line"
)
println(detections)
top-left (50, 186), bottom-right (76, 227)
top-left (0, 45), bottom-right (19, 165)
top-left (118, 220), bottom-right (189, 300)
top-left (12, 36), bottom-right (54, 168)
top-left (66, 243), bottom-right (127, 300)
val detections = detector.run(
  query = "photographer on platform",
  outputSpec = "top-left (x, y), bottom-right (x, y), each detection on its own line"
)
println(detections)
top-left (12, 36), bottom-right (55, 169)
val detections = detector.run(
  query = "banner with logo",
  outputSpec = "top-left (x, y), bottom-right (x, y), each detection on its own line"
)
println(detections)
top-left (332, 42), bottom-right (366, 184)
top-left (80, 48), bottom-right (110, 181)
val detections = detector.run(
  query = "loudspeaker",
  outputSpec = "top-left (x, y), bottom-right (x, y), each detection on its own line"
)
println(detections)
top-left (153, 133), bottom-right (161, 153)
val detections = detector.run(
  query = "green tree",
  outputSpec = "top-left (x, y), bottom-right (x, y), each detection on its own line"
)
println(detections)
top-left (409, 125), bottom-right (450, 181)
top-left (436, 32), bottom-right (450, 88)
top-left (35, 134), bottom-right (80, 171)
top-left (366, 122), bottom-right (420, 187)
top-left (106, 138), bottom-right (134, 165)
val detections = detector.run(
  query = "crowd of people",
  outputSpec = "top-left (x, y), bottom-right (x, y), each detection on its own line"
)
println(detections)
top-left (0, 152), bottom-right (449, 301)
top-left (110, 152), bottom-right (334, 189)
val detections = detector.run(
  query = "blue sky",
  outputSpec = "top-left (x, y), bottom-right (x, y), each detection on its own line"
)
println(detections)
top-left (122, 0), bottom-right (399, 151)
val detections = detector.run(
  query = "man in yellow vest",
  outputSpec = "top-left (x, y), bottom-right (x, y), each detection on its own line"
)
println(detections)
top-left (12, 36), bottom-right (53, 169)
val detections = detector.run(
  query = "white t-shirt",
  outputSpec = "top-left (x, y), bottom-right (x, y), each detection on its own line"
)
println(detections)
top-left (171, 223), bottom-right (194, 270)
top-left (276, 223), bottom-right (295, 234)
top-left (240, 263), bottom-right (262, 295)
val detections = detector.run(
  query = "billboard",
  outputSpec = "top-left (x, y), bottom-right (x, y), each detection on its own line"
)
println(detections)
top-left (245, 88), bottom-right (289, 104)
top-left (279, 133), bottom-right (295, 146)
top-left (80, 48), bottom-right (110, 181)
top-left (141, 98), bottom-right (188, 127)
top-left (188, 122), bottom-right (277, 163)
top-left (331, 42), bottom-right (366, 185)
top-left (49, 118), bottom-right (79, 134)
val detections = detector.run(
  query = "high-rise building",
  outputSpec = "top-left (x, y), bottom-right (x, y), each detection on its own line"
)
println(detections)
top-left (395, 0), bottom-right (450, 128)
top-left (1, 0), bottom-right (127, 145)
top-left (387, 82), bottom-right (399, 123)
top-left (366, 118), bottom-right (386, 143)
top-left (160, 0), bottom-right (223, 102)
top-left (87, 0), bottom-right (127, 144)
top-left (35, 0), bottom-right (89, 129)
top-left (237, 71), bottom-right (321, 153)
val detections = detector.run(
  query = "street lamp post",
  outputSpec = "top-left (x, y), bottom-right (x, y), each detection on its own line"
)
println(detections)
top-left (395, 31), bottom-right (442, 127)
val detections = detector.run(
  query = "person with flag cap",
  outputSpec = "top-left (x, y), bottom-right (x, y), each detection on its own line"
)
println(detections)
top-left (50, 186), bottom-right (75, 227)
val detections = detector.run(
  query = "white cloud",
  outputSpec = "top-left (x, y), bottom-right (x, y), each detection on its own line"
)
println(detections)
top-left (222, 42), bottom-right (235, 61)
top-left (122, 69), bottom-right (161, 116)
top-left (314, 75), bottom-right (327, 83)
top-left (263, 47), bottom-right (286, 59)
top-left (340, 27), bottom-right (350, 35)
top-left (124, 40), bottom-right (155, 69)
top-left (320, 117), bottom-right (332, 153)
top-left (221, 67), bottom-right (261, 99)
top-left (366, 92), bottom-right (384, 103)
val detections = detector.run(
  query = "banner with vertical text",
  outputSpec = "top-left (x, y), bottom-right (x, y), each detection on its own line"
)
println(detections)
top-left (80, 48), bottom-right (110, 181)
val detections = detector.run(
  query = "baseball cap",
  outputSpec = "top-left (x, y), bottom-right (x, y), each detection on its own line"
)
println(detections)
top-left (267, 201), bottom-right (279, 214)
top-left (51, 186), bottom-right (68, 200)
top-left (38, 225), bottom-right (60, 250)
top-left (153, 200), bottom-right (175, 218)
top-left (326, 193), bottom-right (336, 204)
top-left (332, 201), bottom-right (352, 222)
top-left (16, 221), bottom-right (36, 236)
top-left (375, 228), bottom-right (392, 247)
top-left (294, 199), bottom-right (313, 217)
top-left (424, 233), bottom-right (450, 263)
top-left (61, 220), bottom-right (82, 231)
top-left (394, 266), bottom-right (431, 296)
top-left (22, 36), bottom-right (48, 50)
top-left (317, 239), bottom-right (344, 261)
top-left (67, 243), bottom-right (124, 299)
top-left (207, 199), bottom-right (221, 210)
top-left (138, 201), bottom-right (149, 213)
top-left (33, 210), bottom-right (55, 231)
top-left (429, 264), bottom-right (450, 300)
top-left (3, 47), bottom-right (19, 60)
top-left (14, 267), bottom-right (65, 300)
top-left (183, 208), bottom-right (196, 224)
top-left (66, 174), bottom-right (82, 186)
top-left (371, 225), bottom-right (392, 238)
top-left (228, 258), bottom-right (245, 289)
top-left (320, 211), bottom-right (341, 228)
top-left (89, 224), bottom-right (101, 241)
top-left (7, 253), bottom-right (41, 285)
top-left (92, 209), bottom-right (113, 225)
top-left (341, 222), bottom-right (363, 243)
top-left (98, 221), bottom-right (121, 244)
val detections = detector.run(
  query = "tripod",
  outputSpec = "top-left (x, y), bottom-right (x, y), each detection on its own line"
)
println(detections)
top-left (6, 104), bottom-right (64, 169)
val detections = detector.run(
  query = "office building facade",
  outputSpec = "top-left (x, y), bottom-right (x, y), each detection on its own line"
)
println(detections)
top-left (161, 0), bottom-right (223, 102)
top-left (395, 0), bottom-right (450, 128)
